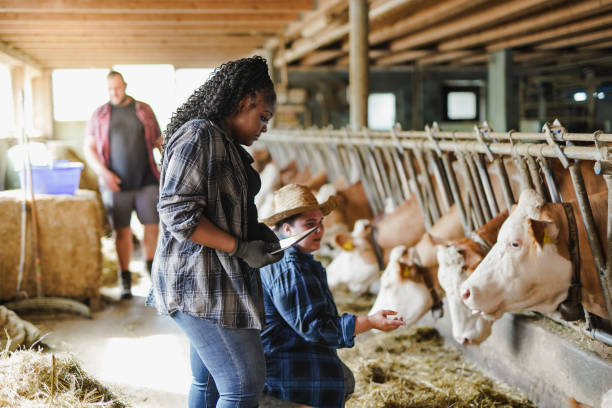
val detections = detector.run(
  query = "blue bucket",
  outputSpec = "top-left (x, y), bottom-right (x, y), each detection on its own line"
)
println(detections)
top-left (18, 160), bottom-right (84, 195)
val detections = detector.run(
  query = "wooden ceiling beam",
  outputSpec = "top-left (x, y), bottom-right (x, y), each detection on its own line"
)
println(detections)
top-left (8, 40), bottom-right (265, 49)
top-left (579, 39), bottom-right (612, 50)
top-left (369, 0), bottom-right (489, 45)
top-left (0, 40), bottom-right (42, 70)
top-left (439, 0), bottom-right (612, 51)
top-left (275, 0), bottom-right (410, 66)
top-left (450, 54), bottom-right (487, 67)
top-left (0, 12), bottom-right (299, 23)
top-left (416, 50), bottom-right (475, 66)
top-left (391, 0), bottom-right (555, 52)
top-left (487, 12), bottom-right (612, 51)
top-left (0, 27), bottom-right (281, 35)
top-left (534, 27), bottom-right (612, 50)
top-left (300, 49), bottom-right (346, 66)
top-left (284, 0), bottom-right (347, 41)
top-left (0, 0), bottom-right (315, 12)
top-left (375, 49), bottom-right (430, 66)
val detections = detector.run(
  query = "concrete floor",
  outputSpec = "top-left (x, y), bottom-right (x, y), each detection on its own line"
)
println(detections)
top-left (27, 263), bottom-right (300, 408)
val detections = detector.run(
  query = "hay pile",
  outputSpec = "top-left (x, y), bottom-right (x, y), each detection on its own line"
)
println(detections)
top-left (339, 328), bottom-right (536, 408)
top-left (331, 285), bottom-right (536, 407)
top-left (0, 306), bottom-right (41, 352)
top-left (0, 348), bottom-right (125, 407)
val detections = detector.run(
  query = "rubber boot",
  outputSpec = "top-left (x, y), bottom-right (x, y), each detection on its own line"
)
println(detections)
top-left (119, 270), bottom-right (132, 299)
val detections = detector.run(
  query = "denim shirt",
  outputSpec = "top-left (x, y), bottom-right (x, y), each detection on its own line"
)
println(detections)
top-left (260, 245), bottom-right (356, 353)
top-left (146, 118), bottom-right (264, 329)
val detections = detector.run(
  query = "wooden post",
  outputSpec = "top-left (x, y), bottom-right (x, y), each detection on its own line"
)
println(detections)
top-left (487, 49), bottom-right (518, 132)
top-left (349, 0), bottom-right (369, 130)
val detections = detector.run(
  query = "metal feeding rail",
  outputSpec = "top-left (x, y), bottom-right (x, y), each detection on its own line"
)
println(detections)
top-left (260, 120), bottom-right (612, 338)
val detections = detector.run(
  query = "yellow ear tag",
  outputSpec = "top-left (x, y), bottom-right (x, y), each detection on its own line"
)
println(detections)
top-left (342, 240), bottom-right (354, 251)
top-left (543, 229), bottom-right (551, 245)
top-left (402, 266), bottom-right (411, 278)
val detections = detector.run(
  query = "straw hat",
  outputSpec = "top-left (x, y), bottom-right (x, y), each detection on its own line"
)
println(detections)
top-left (260, 183), bottom-right (337, 227)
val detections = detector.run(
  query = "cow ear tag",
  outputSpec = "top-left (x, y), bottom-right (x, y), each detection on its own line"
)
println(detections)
top-left (342, 239), bottom-right (354, 251)
top-left (543, 229), bottom-right (551, 245)
top-left (402, 265), bottom-right (412, 278)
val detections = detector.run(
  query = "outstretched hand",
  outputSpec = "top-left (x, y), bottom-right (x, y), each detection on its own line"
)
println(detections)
top-left (368, 310), bottom-right (405, 332)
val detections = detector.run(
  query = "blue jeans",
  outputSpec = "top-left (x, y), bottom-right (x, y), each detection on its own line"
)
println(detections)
top-left (172, 312), bottom-right (265, 408)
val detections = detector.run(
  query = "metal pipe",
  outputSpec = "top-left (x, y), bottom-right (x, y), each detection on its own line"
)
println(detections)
top-left (456, 151), bottom-right (485, 228)
top-left (372, 145), bottom-right (395, 204)
top-left (402, 148), bottom-right (433, 230)
top-left (359, 144), bottom-right (386, 213)
top-left (263, 132), bottom-right (610, 163)
top-left (466, 153), bottom-right (491, 222)
top-left (537, 156), bottom-right (562, 203)
top-left (380, 145), bottom-right (404, 206)
top-left (513, 155), bottom-right (534, 191)
top-left (414, 147), bottom-right (441, 222)
top-left (586, 327), bottom-right (612, 348)
top-left (568, 162), bottom-right (612, 324)
top-left (441, 153), bottom-right (471, 234)
top-left (603, 174), bottom-right (612, 324)
top-left (474, 153), bottom-right (499, 216)
top-left (426, 149), bottom-right (453, 214)
top-left (493, 157), bottom-right (515, 211)
top-left (347, 141), bottom-right (382, 214)
top-left (526, 154), bottom-right (547, 199)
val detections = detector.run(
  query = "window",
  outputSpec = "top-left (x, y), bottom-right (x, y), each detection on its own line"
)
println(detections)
top-left (368, 93), bottom-right (396, 130)
top-left (444, 87), bottom-right (479, 121)
top-left (52, 66), bottom-right (214, 130)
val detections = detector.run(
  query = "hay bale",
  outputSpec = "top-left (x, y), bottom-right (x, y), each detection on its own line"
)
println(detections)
top-left (0, 190), bottom-right (103, 305)
top-left (0, 348), bottom-right (125, 407)
top-left (0, 306), bottom-right (41, 352)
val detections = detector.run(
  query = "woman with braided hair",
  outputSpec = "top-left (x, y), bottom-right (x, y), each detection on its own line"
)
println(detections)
top-left (146, 56), bottom-right (283, 407)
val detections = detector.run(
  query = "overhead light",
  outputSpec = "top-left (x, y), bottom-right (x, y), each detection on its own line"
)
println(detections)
top-left (573, 91), bottom-right (587, 102)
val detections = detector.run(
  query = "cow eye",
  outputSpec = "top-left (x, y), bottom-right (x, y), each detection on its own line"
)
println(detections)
top-left (510, 241), bottom-right (520, 248)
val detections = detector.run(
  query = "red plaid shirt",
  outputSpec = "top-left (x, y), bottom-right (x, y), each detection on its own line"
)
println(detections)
top-left (86, 98), bottom-right (162, 180)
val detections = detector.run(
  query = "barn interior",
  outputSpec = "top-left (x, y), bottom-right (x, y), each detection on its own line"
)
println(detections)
top-left (1, 1), bottom-right (612, 407)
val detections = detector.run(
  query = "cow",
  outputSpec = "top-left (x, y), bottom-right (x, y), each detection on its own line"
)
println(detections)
top-left (325, 194), bottom-right (426, 294)
top-left (436, 209), bottom-right (509, 345)
top-left (367, 204), bottom-right (464, 324)
top-left (461, 189), bottom-right (609, 321)
top-left (368, 245), bottom-right (438, 326)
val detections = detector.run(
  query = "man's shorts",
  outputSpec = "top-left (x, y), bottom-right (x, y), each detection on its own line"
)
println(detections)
top-left (100, 184), bottom-right (159, 230)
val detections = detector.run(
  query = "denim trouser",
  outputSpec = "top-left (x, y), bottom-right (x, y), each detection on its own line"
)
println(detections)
top-left (172, 312), bottom-right (265, 408)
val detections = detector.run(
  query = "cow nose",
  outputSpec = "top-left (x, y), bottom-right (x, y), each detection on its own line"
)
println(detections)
top-left (462, 288), bottom-right (471, 300)
top-left (462, 338), bottom-right (470, 345)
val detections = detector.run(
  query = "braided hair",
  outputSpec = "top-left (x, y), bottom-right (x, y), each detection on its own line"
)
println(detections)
top-left (163, 55), bottom-right (275, 152)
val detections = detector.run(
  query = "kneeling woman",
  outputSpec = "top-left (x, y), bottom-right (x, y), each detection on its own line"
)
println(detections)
top-left (259, 184), bottom-right (405, 408)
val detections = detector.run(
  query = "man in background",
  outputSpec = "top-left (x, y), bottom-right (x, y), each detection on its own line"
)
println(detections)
top-left (85, 71), bottom-right (162, 299)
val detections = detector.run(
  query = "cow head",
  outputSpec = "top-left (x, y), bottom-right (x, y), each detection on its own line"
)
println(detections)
top-left (326, 219), bottom-right (381, 294)
top-left (369, 245), bottom-right (434, 326)
top-left (460, 190), bottom-right (572, 318)
top-left (437, 244), bottom-right (493, 345)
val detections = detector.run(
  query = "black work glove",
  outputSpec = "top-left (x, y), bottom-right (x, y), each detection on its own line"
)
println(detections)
top-left (258, 223), bottom-right (280, 245)
top-left (230, 239), bottom-right (283, 269)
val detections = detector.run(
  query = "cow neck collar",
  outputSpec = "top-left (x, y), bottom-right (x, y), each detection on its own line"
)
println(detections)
top-left (411, 248), bottom-right (444, 318)
top-left (468, 230), bottom-right (492, 252)
top-left (369, 225), bottom-right (386, 272)
top-left (557, 201), bottom-right (582, 320)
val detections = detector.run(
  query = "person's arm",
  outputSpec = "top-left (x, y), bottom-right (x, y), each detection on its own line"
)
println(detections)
top-left (189, 215), bottom-right (237, 253)
top-left (354, 310), bottom-right (405, 336)
top-left (84, 117), bottom-right (121, 191)
top-left (269, 263), bottom-right (355, 348)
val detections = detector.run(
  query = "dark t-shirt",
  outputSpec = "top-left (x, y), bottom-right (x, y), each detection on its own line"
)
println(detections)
top-left (109, 101), bottom-right (156, 190)
top-left (237, 144), bottom-right (262, 240)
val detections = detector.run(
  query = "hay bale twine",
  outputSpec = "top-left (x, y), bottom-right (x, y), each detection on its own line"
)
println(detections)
top-left (0, 190), bottom-right (103, 305)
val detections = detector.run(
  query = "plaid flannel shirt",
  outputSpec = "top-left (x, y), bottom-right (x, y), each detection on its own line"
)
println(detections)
top-left (260, 245), bottom-right (356, 407)
top-left (146, 119), bottom-right (264, 329)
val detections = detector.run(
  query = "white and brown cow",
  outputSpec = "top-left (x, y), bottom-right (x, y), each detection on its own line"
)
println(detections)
top-left (367, 205), bottom-right (465, 325)
top-left (325, 194), bottom-right (426, 294)
top-left (436, 209), bottom-right (509, 345)
top-left (461, 189), bottom-right (608, 320)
